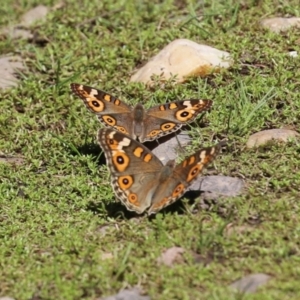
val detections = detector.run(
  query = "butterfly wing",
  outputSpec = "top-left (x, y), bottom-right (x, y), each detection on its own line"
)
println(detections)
top-left (148, 141), bottom-right (223, 215)
top-left (71, 83), bottom-right (134, 137)
top-left (98, 128), bottom-right (164, 214)
top-left (139, 99), bottom-right (213, 142)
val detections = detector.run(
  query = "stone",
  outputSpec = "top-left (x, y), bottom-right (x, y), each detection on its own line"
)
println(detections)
top-left (130, 39), bottom-right (232, 85)
top-left (246, 129), bottom-right (299, 148)
top-left (21, 5), bottom-right (49, 26)
top-left (230, 273), bottom-right (271, 293)
top-left (0, 5), bottom-right (49, 40)
top-left (289, 51), bottom-right (298, 58)
top-left (157, 247), bottom-right (185, 266)
top-left (100, 288), bottom-right (150, 300)
top-left (149, 131), bottom-right (191, 165)
top-left (188, 175), bottom-right (244, 197)
top-left (0, 155), bottom-right (25, 165)
top-left (0, 55), bottom-right (25, 90)
top-left (260, 17), bottom-right (300, 33)
top-left (1, 26), bottom-right (33, 39)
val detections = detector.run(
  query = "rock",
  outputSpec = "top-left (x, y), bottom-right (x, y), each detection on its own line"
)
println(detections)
top-left (0, 155), bottom-right (25, 165)
top-left (188, 175), bottom-right (244, 197)
top-left (224, 223), bottom-right (254, 236)
top-left (0, 55), bottom-right (25, 90)
top-left (1, 26), bottom-right (33, 39)
top-left (100, 288), bottom-right (150, 300)
top-left (186, 176), bottom-right (244, 214)
top-left (260, 17), bottom-right (300, 33)
top-left (157, 247), bottom-right (185, 266)
top-left (148, 131), bottom-right (191, 165)
top-left (100, 252), bottom-right (113, 260)
top-left (246, 129), bottom-right (299, 148)
top-left (289, 51), bottom-right (298, 58)
top-left (21, 5), bottom-right (49, 26)
top-left (230, 273), bottom-right (271, 293)
top-left (130, 39), bottom-right (232, 85)
top-left (0, 5), bottom-right (49, 40)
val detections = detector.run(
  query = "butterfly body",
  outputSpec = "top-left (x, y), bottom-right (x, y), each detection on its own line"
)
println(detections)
top-left (71, 83), bottom-right (213, 142)
top-left (98, 128), bottom-right (223, 215)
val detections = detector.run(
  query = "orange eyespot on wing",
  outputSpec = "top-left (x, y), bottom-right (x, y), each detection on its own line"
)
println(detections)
top-left (161, 122), bottom-right (176, 131)
top-left (112, 151), bottom-right (130, 172)
top-left (88, 99), bottom-right (105, 112)
top-left (118, 175), bottom-right (134, 190)
top-left (147, 129), bottom-right (162, 138)
top-left (71, 83), bottom-right (128, 117)
top-left (106, 137), bottom-right (119, 150)
top-left (128, 193), bottom-right (140, 206)
top-left (114, 126), bottom-right (129, 134)
top-left (186, 165), bottom-right (201, 182)
top-left (102, 115), bottom-right (116, 126)
top-left (175, 109), bottom-right (193, 122)
top-left (172, 183), bottom-right (185, 197)
top-left (175, 99), bottom-right (213, 122)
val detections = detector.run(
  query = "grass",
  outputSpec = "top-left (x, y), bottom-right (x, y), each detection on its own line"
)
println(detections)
top-left (1, 0), bottom-right (300, 299)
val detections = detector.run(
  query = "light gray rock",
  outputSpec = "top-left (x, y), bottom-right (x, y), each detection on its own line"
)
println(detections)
top-left (261, 17), bottom-right (300, 33)
top-left (1, 26), bottom-right (33, 39)
top-left (0, 55), bottom-right (25, 89)
top-left (230, 273), bottom-right (271, 293)
top-left (188, 175), bottom-right (244, 197)
top-left (246, 129), bottom-right (299, 148)
top-left (21, 5), bottom-right (49, 26)
top-left (150, 131), bottom-right (191, 164)
top-left (100, 288), bottom-right (151, 300)
top-left (157, 247), bottom-right (185, 266)
top-left (130, 39), bottom-right (232, 85)
top-left (0, 5), bottom-right (49, 40)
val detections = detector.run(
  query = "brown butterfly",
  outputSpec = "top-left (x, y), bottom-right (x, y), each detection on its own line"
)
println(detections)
top-left (71, 83), bottom-right (213, 142)
top-left (98, 128), bottom-right (224, 215)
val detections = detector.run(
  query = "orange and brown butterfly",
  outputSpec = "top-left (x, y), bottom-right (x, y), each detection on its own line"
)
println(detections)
top-left (98, 128), bottom-right (225, 215)
top-left (70, 83), bottom-right (213, 142)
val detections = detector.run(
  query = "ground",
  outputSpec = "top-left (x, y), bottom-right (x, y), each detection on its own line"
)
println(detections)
top-left (0, 0), bottom-right (300, 299)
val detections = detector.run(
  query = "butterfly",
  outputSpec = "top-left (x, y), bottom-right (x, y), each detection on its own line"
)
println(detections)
top-left (98, 128), bottom-right (224, 215)
top-left (71, 83), bottom-right (213, 143)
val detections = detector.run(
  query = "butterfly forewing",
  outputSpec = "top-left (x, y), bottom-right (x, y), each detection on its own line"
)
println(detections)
top-left (70, 83), bottom-right (131, 113)
top-left (71, 83), bottom-right (136, 136)
top-left (146, 99), bottom-right (213, 123)
top-left (141, 99), bottom-right (213, 142)
top-left (71, 83), bottom-right (213, 143)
